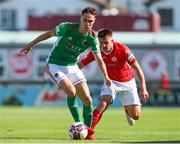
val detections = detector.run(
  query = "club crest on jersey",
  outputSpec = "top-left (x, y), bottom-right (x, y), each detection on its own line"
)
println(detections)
top-left (111, 56), bottom-right (117, 62)
top-left (82, 40), bottom-right (87, 46)
top-left (128, 54), bottom-right (135, 62)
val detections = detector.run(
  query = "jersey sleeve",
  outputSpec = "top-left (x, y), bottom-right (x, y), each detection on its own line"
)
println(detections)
top-left (90, 37), bottom-right (100, 54)
top-left (54, 22), bottom-right (68, 37)
top-left (124, 46), bottom-right (136, 65)
top-left (80, 51), bottom-right (95, 66)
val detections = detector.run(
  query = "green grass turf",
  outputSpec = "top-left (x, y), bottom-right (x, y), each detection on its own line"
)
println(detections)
top-left (0, 107), bottom-right (180, 143)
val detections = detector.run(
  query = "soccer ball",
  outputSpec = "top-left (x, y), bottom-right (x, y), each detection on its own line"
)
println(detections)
top-left (68, 122), bottom-right (88, 140)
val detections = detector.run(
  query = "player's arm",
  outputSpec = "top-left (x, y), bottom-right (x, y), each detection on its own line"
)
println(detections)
top-left (131, 61), bottom-right (149, 101)
top-left (93, 52), bottom-right (112, 87)
top-left (20, 30), bottom-right (55, 54)
top-left (78, 51), bottom-right (95, 69)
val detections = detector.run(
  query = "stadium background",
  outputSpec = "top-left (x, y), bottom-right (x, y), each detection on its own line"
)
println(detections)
top-left (0, 0), bottom-right (180, 107)
top-left (0, 0), bottom-right (180, 143)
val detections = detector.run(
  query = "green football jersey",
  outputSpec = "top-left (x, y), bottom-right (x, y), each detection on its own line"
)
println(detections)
top-left (47, 22), bottom-right (99, 66)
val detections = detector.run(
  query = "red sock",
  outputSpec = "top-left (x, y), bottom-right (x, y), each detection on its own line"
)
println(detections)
top-left (86, 126), bottom-right (94, 135)
top-left (91, 108), bottom-right (102, 129)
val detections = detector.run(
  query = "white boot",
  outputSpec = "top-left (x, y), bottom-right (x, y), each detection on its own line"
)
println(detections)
top-left (126, 113), bottom-right (135, 126)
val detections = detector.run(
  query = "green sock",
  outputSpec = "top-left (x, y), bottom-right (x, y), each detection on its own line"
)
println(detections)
top-left (83, 104), bottom-right (93, 127)
top-left (67, 97), bottom-right (81, 122)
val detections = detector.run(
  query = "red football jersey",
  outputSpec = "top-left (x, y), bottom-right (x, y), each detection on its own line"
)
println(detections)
top-left (81, 41), bottom-right (136, 82)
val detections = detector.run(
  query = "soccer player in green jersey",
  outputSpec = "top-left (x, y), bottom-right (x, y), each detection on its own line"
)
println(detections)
top-left (20, 7), bottom-right (111, 140)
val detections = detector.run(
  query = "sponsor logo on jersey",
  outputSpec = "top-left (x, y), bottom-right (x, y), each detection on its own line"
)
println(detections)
top-left (65, 37), bottom-right (85, 52)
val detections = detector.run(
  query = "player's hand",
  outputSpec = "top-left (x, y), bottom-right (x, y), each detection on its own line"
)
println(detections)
top-left (104, 77), bottom-right (112, 87)
top-left (19, 45), bottom-right (32, 54)
top-left (140, 89), bottom-right (149, 101)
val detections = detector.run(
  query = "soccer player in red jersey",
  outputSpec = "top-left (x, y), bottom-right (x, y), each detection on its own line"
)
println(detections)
top-left (78, 28), bottom-right (149, 130)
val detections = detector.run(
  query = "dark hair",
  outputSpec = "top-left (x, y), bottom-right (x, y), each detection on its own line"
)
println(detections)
top-left (98, 28), bottom-right (112, 38)
top-left (81, 7), bottom-right (97, 16)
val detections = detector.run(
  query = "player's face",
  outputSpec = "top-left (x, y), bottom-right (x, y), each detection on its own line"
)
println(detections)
top-left (99, 35), bottom-right (113, 52)
top-left (80, 13), bottom-right (95, 32)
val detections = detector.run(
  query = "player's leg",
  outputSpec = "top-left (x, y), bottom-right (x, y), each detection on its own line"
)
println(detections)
top-left (120, 78), bottom-right (141, 126)
top-left (125, 105), bottom-right (141, 120)
top-left (58, 77), bottom-right (81, 122)
top-left (92, 95), bottom-right (112, 129)
top-left (124, 105), bottom-right (141, 126)
top-left (46, 64), bottom-right (81, 122)
top-left (96, 96), bottom-right (112, 113)
top-left (92, 83), bottom-right (116, 129)
top-left (75, 81), bottom-right (93, 127)
top-left (68, 66), bottom-right (95, 140)
top-left (75, 81), bottom-right (95, 140)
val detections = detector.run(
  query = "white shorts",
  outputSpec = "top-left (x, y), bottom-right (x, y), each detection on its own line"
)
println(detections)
top-left (46, 64), bottom-right (86, 85)
top-left (100, 78), bottom-right (141, 106)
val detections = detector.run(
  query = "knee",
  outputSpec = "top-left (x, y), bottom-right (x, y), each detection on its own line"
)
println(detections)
top-left (132, 112), bottom-right (141, 120)
top-left (83, 97), bottom-right (92, 106)
top-left (101, 101), bottom-right (108, 107)
top-left (66, 87), bottom-right (76, 97)
top-left (99, 100), bottom-right (110, 109)
top-left (125, 106), bottom-right (141, 120)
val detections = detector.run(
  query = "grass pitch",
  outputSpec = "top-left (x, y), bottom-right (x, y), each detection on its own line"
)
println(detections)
top-left (0, 107), bottom-right (180, 143)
